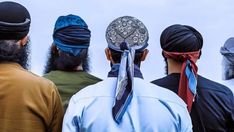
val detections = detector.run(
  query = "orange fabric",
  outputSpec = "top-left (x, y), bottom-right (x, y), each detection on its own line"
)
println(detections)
top-left (0, 63), bottom-right (64, 132)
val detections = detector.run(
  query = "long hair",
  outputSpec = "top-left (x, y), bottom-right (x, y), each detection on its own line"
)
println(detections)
top-left (163, 57), bottom-right (169, 75)
top-left (44, 45), bottom-right (90, 74)
top-left (0, 39), bottom-right (30, 69)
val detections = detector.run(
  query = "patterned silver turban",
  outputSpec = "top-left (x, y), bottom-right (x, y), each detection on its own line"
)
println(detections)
top-left (106, 16), bottom-right (149, 51)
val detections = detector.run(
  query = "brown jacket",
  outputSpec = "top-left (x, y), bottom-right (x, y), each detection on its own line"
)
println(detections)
top-left (0, 63), bottom-right (64, 132)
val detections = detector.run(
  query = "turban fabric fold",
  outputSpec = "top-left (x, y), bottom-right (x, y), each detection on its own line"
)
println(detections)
top-left (112, 42), bottom-right (135, 123)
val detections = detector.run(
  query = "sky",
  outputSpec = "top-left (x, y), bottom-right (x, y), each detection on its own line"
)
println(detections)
top-left (5, 0), bottom-right (234, 82)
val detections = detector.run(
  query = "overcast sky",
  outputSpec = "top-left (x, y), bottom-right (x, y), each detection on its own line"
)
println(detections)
top-left (6, 0), bottom-right (234, 82)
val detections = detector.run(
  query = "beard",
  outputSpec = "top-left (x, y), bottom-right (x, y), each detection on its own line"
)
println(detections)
top-left (164, 57), bottom-right (169, 75)
top-left (0, 40), bottom-right (30, 70)
top-left (44, 46), bottom-right (90, 74)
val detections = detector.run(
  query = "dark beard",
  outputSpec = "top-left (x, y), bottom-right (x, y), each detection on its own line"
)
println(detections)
top-left (0, 40), bottom-right (30, 70)
top-left (164, 57), bottom-right (168, 75)
top-left (44, 46), bottom-right (90, 74)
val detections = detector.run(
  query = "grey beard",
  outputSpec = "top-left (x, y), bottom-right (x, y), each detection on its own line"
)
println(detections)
top-left (222, 57), bottom-right (234, 80)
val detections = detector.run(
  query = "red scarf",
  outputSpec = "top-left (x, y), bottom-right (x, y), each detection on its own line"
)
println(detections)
top-left (163, 50), bottom-right (200, 112)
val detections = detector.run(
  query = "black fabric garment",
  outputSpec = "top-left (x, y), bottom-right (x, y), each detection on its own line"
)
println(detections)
top-left (0, 1), bottom-right (31, 40)
top-left (151, 73), bottom-right (234, 132)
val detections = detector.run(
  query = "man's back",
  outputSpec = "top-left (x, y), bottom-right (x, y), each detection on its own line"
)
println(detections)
top-left (63, 77), bottom-right (192, 132)
top-left (0, 63), bottom-right (64, 132)
top-left (152, 73), bottom-right (234, 132)
top-left (44, 70), bottom-right (102, 110)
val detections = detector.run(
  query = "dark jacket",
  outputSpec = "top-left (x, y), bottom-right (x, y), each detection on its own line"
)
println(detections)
top-left (151, 73), bottom-right (234, 132)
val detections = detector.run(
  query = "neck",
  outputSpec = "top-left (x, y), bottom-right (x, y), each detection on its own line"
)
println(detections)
top-left (75, 65), bottom-right (83, 71)
top-left (167, 58), bottom-right (182, 74)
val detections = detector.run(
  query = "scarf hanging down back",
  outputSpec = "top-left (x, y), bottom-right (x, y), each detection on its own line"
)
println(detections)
top-left (163, 50), bottom-right (200, 112)
top-left (108, 57), bottom-right (143, 124)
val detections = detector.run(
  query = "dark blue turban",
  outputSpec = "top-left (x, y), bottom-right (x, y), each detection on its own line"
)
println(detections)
top-left (53, 14), bottom-right (91, 56)
top-left (160, 24), bottom-right (203, 52)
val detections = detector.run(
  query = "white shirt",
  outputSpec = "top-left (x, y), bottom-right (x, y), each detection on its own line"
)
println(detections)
top-left (62, 77), bottom-right (192, 132)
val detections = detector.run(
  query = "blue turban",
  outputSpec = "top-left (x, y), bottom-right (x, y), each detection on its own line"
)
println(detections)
top-left (53, 14), bottom-right (91, 56)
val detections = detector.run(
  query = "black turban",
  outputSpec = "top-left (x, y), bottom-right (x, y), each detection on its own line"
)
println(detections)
top-left (0, 1), bottom-right (31, 40)
top-left (160, 24), bottom-right (203, 52)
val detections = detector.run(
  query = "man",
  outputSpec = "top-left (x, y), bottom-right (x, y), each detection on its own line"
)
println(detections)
top-left (0, 1), bottom-right (63, 132)
top-left (151, 24), bottom-right (234, 132)
top-left (43, 14), bottom-right (102, 111)
top-left (220, 37), bottom-right (234, 93)
top-left (63, 16), bottom-right (192, 132)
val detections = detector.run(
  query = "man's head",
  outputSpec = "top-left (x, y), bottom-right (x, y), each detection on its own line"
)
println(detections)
top-left (105, 16), bottom-right (149, 67)
top-left (44, 14), bottom-right (91, 73)
top-left (160, 24), bottom-right (203, 74)
top-left (0, 1), bottom-right (31, 69)
top-left (160, 24), bottom-right (203, 112)
top-left (220, 37), bottom-right (234, 80)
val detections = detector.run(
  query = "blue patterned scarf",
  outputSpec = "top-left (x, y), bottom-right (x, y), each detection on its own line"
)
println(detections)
top-left (108, 50), bottom-right (143, 123)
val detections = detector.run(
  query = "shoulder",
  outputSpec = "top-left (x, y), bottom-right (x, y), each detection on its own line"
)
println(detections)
top-left (151, 76), bottom-right (167, 85)
top-left (135, 78), bottom-right (187, 108)
top-left (220, 79), bottom-right (234, 93)
top-left (70, 78), bottom-right (115, 103)
top-left (43, 71), bottom-right (55, 79)
top-left (16, 68), bottom-right (58, 92)
top-left (198, 75), bottom-right (233, 95)
top-left (84, 72), bottom-right (102, 81)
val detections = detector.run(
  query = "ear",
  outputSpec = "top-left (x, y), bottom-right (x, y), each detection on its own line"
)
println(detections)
top-left (18, 36), bottom-right (28, 46)
top-left (140, 49), bottom-right (149, 61)
top-left (105, 48), bottom-right (112, 61)
top-left (198, 50), bottom-right (202, 59)
top-left (51, 44), bottom-right (58, 54)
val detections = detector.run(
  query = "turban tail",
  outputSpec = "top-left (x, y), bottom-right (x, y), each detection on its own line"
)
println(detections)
top-left (112, 47), bottom-right (135, 123)
top-left (163, 50), bottom-right (200, 112)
